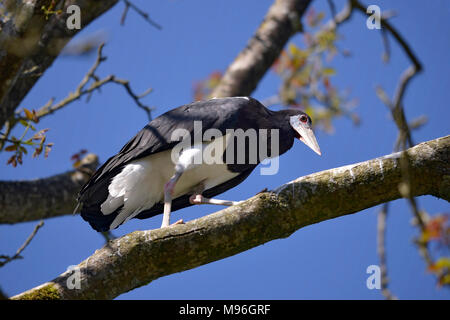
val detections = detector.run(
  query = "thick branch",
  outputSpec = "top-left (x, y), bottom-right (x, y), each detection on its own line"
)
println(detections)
top-left (120, 0), bottom-right (162, 29)
top-left (211, 0), bottom-right (312, 98)
top-left (0, 0), bottom-right (119, 128)
top-left (0, 154), bottom-right (98, 224)
top-left (11, 136), bottom-right (450, 300)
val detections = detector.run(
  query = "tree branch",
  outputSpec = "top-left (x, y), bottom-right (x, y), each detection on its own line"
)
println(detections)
top-left (376, 203), bottom-right (397, 300)
top-left (11, 135), bottom-right (450, 300)
top-left (211, 0), bottom-right (312, 98)
top-left (120, 0), bottom-right (162, 29)
top-left (0, 0), bottom-right (119, 129)
top-left (0, 154), bottom-right (98, 224)
top-left (26, 43), bottom-right (153, 122)
top-left (1, 43), bottom-right (153, 152)
top-left (0, 220), bottom-right (44, 267)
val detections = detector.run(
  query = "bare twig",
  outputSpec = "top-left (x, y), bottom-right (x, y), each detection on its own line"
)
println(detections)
top-left (120, 0), bottom-right (162, 30)
top-left (326, 0), bottom-right (338, 27)
top-left (0, 221), bottom-right (44, 268)
top-left (380, 27), bottom-right (390, 63)
top-left (0, 0), bottom-right (119, 130)
top-left (32, 43), bottom-right (154, 121)
top-left (120, 1), bottom-right (130, 25)
top-left (351, 0), bottom-right (422, 72)
top-left (364, 0), bottom-right (443, 292)
top-left (384, 65), bottom-right (424, 229)
top-left (359, 0), bottom-right (429, 297)
top-left (323, 0), bottom-right (354, 30)
top-left (1, 43), bottom-right (154, 150)
top-left (377, 203), bottom-right (397, 300)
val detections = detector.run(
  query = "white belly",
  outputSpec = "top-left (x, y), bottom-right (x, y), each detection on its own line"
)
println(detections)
top-left (140, 147), bottom-right (239, 199)
top-left (101, 136), bottom-right (239, 228)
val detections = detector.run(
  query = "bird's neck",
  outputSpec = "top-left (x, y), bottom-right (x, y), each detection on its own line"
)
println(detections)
top-left (268, 110), bottom-right (296, 156)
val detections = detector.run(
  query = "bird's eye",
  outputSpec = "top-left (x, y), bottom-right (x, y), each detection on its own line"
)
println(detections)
top-left (300, 115), bottom-right (308, 123)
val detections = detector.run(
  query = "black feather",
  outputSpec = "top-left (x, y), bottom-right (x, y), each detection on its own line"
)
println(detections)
top-left (77, 97), bottom-right (303, 231)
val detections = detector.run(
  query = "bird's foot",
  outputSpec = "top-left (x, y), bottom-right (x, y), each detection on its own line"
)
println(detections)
top-left (189, 194), bottom-right (204, 204)
top-left (170, 219), bottom-right (184, 226)
top-left (189, 194), bottom-right (241, 206)
top-left (161, 218), bottom-right (184, 228)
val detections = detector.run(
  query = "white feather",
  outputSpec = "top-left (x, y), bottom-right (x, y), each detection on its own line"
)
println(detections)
top-left (103, 135), bottom-right (238, 230)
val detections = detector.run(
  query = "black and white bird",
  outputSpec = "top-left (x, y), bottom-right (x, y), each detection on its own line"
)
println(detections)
top-left (78, 97), bottom-right (321, 232)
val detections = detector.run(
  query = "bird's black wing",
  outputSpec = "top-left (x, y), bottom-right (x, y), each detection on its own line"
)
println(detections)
top-left (77, 97), bottom-right (269, 204)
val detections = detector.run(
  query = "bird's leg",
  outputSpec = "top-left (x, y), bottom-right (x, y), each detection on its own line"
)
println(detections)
top-left (161, 170), bottom-right (183, 228)
top-left (187, 180), bottom-right (241, 207)
top-left (189, 194), bottom-right (241, 206)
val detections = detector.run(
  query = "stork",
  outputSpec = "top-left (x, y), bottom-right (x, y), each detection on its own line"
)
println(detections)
top-left (78, 97), bottom-right (321, 232)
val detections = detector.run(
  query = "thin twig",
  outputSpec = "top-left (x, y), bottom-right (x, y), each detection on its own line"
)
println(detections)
top-left (351, 0), bottom-right (422, 71)
top-left (0, 221), bottom-right (44, 268)
top-left (377, 203), bottom-right (397, 300)
top-left (1, 44), bottom-right (154, 153)
top-left (326, 0), bottom-right (338, 27)
top-left (120, 1), bottom-right (130, 25)
top-left (368, 3), bottom-right (439, 292)
top-left (380, 27), bottom-right (390, 63)
top-left (120, 0), bottom-right (162, 30)
top-left (23, 44), bottom-right (153, 122)
top-left (324, 0), bottom-right (354, 30)
top-left (362, 0), bottom-right (427, 298)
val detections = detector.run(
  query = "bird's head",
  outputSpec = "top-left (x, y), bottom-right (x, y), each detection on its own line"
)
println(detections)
top-left (288, 111), bottom-right (321, 156)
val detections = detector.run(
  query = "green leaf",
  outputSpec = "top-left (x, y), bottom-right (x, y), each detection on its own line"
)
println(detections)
top-left (19, 119), bottom-right (29, 127)
top-left (24, 108), bottom-right (33, 120)
top-left (435, 257), bottom-right (450, 269)
top-left (22, 139), bottom-right (34, 146)
top-left (322, 67), bottom-right (336, 76)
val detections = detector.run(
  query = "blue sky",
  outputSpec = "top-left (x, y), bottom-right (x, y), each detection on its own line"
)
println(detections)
top-left (0, 0), bottom-right (449, 299)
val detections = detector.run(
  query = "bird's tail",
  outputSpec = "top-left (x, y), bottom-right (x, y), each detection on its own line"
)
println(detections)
top-left (80, 205), bottom-right (121, 232)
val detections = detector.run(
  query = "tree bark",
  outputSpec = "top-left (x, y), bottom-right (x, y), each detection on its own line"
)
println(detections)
top-left (11, 135), bottom-right (450, 300)
top-left (0, 0), bottom-right (119, 128)
top-left (0, 154), bottom-right (98, 224)
top-left (211, 0), bottom-right (312, 98)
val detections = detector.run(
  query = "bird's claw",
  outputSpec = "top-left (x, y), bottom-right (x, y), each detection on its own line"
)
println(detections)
top-left (170, 219), bottom-right (184, 226)
top-left (189, 194), bottom-right (204, 205)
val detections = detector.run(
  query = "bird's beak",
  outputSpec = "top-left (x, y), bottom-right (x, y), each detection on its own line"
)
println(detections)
top-left (291, 119), bottom-right (321, 156)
